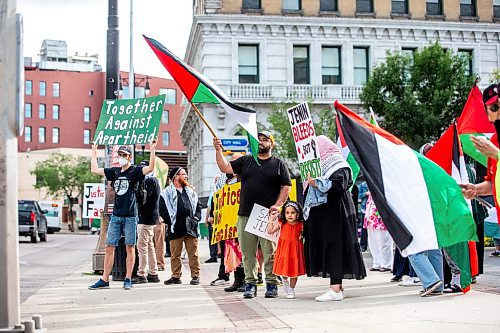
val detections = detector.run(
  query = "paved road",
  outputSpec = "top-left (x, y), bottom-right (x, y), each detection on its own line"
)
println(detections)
top-left (19, 232), bottom-right (98, 302)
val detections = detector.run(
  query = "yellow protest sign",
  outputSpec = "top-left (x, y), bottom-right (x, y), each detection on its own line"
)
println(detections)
top-left (210, 179), bottom-right (297, 245)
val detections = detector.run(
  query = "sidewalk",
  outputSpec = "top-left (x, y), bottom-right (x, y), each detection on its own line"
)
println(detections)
top-left (21, 239), bottom-right (500, 333)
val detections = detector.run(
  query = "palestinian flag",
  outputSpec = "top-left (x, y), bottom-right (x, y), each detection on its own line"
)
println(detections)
top-left (334, 100), bottom-right (477, 257)
top-left (369, 107), bottom-right (379, 127)
top-left (144, 35), bottom-right (259, 158)
top-left (457, 86), bottom-right (494, 166)
top-left (425, 122), bottom-right (477, 292)
top-left (336, 116), bottom-right (360, 183)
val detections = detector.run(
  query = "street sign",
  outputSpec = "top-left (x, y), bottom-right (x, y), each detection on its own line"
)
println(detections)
top-left (221, 136), bottom-right (248, 151)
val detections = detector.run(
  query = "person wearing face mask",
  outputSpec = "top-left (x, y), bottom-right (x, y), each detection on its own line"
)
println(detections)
top-left (89, 140), bottom-right (157, 291)
top-left (213, 131), bottom-right (292, 299)
top-left (159, 166), bottom-right (202, 286)
top-left (135, 161), bottom-right (161, 284)
top-left (462, 83), bottom-right (500, 258)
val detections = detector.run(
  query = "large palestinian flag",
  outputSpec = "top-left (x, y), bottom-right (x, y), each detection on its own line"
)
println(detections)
top-left (144, 35), bottom-right (259, 158)
top-left (426, 122), bottom-right (477, 292)
top-left (334, 101), bottom-right (477, 256)
top-left (457, 86), bottom-right (494, 166)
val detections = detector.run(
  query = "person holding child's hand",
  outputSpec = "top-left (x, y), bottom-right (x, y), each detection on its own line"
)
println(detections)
top-left (267, 201), bottom-right (306, 299)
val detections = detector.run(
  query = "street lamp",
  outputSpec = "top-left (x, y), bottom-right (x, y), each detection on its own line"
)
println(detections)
top-left (118, 74), bottom-right (151, 98)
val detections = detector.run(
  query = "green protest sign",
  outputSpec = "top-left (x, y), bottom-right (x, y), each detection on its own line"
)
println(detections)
top-left (93, 95), bottom-right (165, 145)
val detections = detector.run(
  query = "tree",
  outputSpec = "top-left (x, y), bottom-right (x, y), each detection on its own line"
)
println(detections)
top-left (31, 153), bottom-right (102, 232)
top-left (360, 42), bottom-right (475, 149)
top-left (267, 100), bottom-right (336, 177)
top-left (490, 68), bottom-right (500, 83)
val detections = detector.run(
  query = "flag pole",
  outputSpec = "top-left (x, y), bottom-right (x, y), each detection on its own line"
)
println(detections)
top-left (190, 102), bottom-right (218, 139)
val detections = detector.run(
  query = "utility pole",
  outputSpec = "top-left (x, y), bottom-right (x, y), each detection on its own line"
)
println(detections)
top-left (0, 0), bottom-right (22, 329)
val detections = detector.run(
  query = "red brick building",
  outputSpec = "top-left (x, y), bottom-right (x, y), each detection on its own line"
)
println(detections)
top-left (21, 67), bottom-right (187, 166)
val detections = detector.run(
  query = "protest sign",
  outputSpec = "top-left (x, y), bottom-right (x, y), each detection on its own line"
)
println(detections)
top-left (93, 95), bottom-right (165, 145)
top-left (244, 204), bottom-right (280, 243)
top-left (83, 183), bottom-right (105, 218)
top-left (286, 102), bottom-right (322, 181)
top-left (211, 182), bottom-right (241, 245)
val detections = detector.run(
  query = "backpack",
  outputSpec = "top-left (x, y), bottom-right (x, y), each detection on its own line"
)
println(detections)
top-left (135, 179), bottom-right (148, 208)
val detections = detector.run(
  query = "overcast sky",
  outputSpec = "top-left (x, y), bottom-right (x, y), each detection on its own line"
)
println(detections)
top-left (17, 0), bottom-right (193, 78)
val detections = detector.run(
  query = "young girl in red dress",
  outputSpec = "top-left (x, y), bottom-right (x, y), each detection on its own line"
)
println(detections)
top-left (267, 201), bottom-right (306, 299)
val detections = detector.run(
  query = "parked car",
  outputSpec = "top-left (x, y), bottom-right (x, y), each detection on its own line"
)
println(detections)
top-left (39, 201), bottom-right (62, 234)
top-left (18, 200), bottom-right (48, 243)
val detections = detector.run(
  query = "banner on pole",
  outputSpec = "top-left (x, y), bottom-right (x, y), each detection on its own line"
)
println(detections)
top-left (83, 183), bottom-right (105, 218)
top-left (244, 204), bottom-right (280, 243)
top-left (93, 95), bottom-right (165, 145)
top-left (286, 102), bottom-right (321, 181)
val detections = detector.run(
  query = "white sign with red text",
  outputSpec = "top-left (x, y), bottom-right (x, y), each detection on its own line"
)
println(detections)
top-left (286, 102), bottom-right (322, 180)
top-left (83, 183), bottom-right (105, 218)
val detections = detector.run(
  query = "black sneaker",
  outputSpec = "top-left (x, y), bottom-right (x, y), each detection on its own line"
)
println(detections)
top-left (147, 274), bottom-right (160, 283)
top-left (164, 277), bottom-right (182, 285)
top-left (205, 257), bottom-right (217, 263)
top-left (264, 284), bottom-right (278, 298)
top-left (443, 283), bottom-right (462, 293)
top-left (256, 273), bottom-right (264, 286)
top-left (224, 282), bottom-right (244, 292)
top-left (237, 285), bottom-right (245, 292)
top-left (135, 275), bottom-right (148, 284)
top-left (243, 283), bottom-right (257, 299)
top-left (420, 280), bottom-right (442, 297)
top-left (190, 277), bottom-right (200, 285)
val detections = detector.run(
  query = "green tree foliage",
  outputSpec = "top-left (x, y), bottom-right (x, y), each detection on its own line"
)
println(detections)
top-left (30, 153), bottom-right (102, 231)
top-left (267, 100), bottom-right (336, 176)
top-left (360, 42), bottom-right (475, 149)
top-left (490, 68), bottom-right (500, 83)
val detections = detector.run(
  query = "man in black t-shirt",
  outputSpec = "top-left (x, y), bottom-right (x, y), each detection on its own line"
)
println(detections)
top-left (213, 131), bottom-right (292, 299)
top-left (89, 141), bottom-right (157, 291)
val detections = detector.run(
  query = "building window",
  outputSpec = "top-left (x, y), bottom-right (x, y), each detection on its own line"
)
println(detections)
top-left (283, 0), bottom-right (301, 10)
top-left (39, 127), bottom-right (46, 143)
top-left (83, 129), bottom-right (91, 144)
top-left (162, 131), bottom-right (170, 146)
top-left (495, 0), bottom-right (500, 18)
top-left (320, 0), bottom-right (338, 11)
top-left (356, 0), bottom-right (373, 13)
top-left (39, 104), bottom-right (46, 119)
top-left (353, 47), bottom-right (369, 85)
top-left (52, 128), bottom-right (60, 144)
top-left (83, 107), bottom-right (91, 122)
top-left (159, 88), bottom-right (177, 105)
top-left (25, 80), bottom-right (32, 95)
top-left (238, 45), bottom-right (259, 84)
top-left (460, 0), bottom-right (476, 17)
top-left (392, 0), bottom-right (408, 14)
top-left (25, 126), bottom-right (32, 142)
top-left (293, 46), bottom-right (310, 84)
top-left (25, 103), bottom-right (32, 118)
top-left (243, 0), bottom-right (261, 9)
top-left (458, 49), bottom-right (473, 76)
top-left (322, 46), bottom-right (341, 84)
top-left (53, 82), bottom-right (60, 97)
top-left (162, 110), bottom-right (169, 124)
top-left (39, 81), bottom-right (46, 96)
top-left (52, 105), bottom-right (60, 120)
top-left (426, 0), bottom-right (442, 15)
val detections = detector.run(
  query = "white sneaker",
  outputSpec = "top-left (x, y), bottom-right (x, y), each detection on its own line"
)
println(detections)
top-left (282, 278), bottom-right (291, 294)
top-left (399, 276), bottom-right (421, 287)
top-left (286, 290), bottom-right (295, 299)
top-left (315, 289), bottom-right (343, 302)
top-left (210, 278), bottom-right (229, 286)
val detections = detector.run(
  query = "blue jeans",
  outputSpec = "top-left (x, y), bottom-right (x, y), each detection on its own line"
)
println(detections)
top-left (106, 215), bottom-right (138, 246)
top-left (408, 249), bottom-right (444, 291)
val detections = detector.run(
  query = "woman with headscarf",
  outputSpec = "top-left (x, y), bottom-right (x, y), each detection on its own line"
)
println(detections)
top-left (303, 135), bottom-right (366, 302)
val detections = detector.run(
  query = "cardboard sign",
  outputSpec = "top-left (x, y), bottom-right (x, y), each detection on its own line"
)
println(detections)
top-left (83, 183), bottom-right (105, 218)
top-left (244, 204), bottom-right (280, 243)
top-left (286, 102), bottom-right (322, 181)
top-left (93, 95), bottom-right (165, 145)
top-left (211, 182), bottom-right (241, 245)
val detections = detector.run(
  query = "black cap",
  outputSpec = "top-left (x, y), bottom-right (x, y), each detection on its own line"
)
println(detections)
top-left (117, 145), bottom-right (132, 155)
top-left (168, 166), bottom-right (183, 180)
top-left (483, 83), bottom-right (499, 106)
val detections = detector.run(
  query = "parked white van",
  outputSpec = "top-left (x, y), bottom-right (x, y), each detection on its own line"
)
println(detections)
top-left (39, 202), bottom-right (62, 234)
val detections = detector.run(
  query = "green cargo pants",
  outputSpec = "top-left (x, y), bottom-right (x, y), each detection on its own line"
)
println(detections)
top-left (237, 215), bottom-right (277, 285)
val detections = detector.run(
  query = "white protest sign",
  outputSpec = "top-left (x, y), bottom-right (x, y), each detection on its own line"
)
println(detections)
top-left (83, 183), bottom-right (105, 218)
top-left (286, 102), bottom-right (321, 181)
top-left (244, 204), bottom-right (280, 243)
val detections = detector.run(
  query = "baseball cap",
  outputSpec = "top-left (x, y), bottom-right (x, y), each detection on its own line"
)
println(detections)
top-left (258, 131), bottom-right (275, 144)
top-left (117, 146), bottom-right (132, 155)
top-left (483, 83), bottom-right (499, 106)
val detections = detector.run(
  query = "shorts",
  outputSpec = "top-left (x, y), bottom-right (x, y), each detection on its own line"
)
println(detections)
top-left (106, 215), bottom-right (138, 246)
